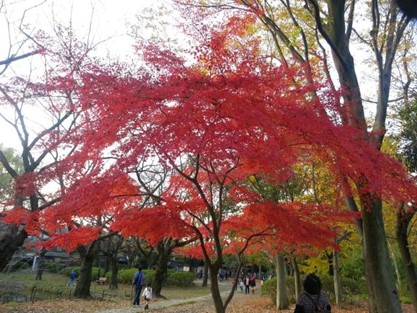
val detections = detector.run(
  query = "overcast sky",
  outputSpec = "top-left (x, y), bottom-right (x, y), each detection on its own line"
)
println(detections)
top-left (1, 0), bottom-right (163, 60)
top-left (0, 0), bottom-right (172, 150)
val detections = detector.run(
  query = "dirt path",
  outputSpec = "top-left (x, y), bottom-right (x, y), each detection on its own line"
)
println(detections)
top-left (1, 290), bottom-right (414, 313)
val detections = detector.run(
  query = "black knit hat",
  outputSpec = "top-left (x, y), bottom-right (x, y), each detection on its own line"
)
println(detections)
top-left (303, 273), bottom-right (322, 295)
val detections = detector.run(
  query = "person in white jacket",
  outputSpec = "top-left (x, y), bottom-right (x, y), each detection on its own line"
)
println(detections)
top-left (142, 283), bottom-right (153, 310)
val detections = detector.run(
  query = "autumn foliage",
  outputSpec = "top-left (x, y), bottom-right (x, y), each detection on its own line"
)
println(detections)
top-left (2, 9), bottom-right (416, 271)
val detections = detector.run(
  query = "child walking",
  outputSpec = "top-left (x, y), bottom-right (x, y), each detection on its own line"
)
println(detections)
top-left (142, 282), bottom-right (153, 310)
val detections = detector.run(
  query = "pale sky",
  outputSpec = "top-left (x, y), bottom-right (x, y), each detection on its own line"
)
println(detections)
top-left (0, 0), bottom-right (170, 150)
top-left (0, 0), bottom-right (389, 151)
top-left (1, 0), bottom-right (165, 60)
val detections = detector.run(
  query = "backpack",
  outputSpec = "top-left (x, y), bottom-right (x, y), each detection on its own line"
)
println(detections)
top-left (304, 292), bottom-right (330, 313)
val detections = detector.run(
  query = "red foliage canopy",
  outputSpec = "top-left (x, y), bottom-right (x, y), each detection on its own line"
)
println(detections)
top-left (17, 12), bottom-right (417, 257)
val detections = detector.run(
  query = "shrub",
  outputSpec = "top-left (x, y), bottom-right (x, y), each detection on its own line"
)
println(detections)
top-left (60, 267), bottom-right (78, 277)
top-left (119, 268), bottom-right (137, 284)
top-left (143, 269), bottom-right (154, 285)
top-left (165, 271), bottom-right (195, 287)
top-left (119, 268), bottom-right (155, 284)
top-left (119, 268), bottom-right (194, 287)
top-left (91, 267), bottom-right (104, 280)
top-left (45, 262), bottom-right (63, 273)
top-left (261, 276), bottom-right (277, 304)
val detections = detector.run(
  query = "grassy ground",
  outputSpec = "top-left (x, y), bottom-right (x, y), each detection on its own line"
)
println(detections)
top-left (0, 272), bottom-right (414, 313)
top-left (0, 271), bottom-right (217, 299)
top-left (0, 271), bottom-right (231, 312)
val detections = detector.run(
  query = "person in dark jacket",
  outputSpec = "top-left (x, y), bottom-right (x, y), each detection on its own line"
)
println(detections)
top-left (243, 275), bottom-right (250, 294)
top-left (249, 274), bottom-right (257, 294)
top-left (68, 269), bottom-right (77, 286)
top-left (294, 274), bottom-right (331, 313)
top-left (132, 266), bottom-right (145, 306)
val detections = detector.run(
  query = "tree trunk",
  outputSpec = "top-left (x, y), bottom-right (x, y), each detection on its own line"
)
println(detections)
top-left (202, 260), bottom-right (209, 287)
top-left (109, 255), bottom-right (118, 289)
top-left (104, 255), bottom-right (111, 274)
top-left (333, 248), bottom-right (342, 307)
top-left (291, 255), bottom-right (301, 300)
top-left (396, 205), bottom-right (417, 311)
top-left (74, 242), bottom-right (98, 298)
top-left (361, 197), bottom-right (402, 313)
top-left (321, 2), bottom-right (404, 311)
top-left (275, 253), bottom-right (289, 310)
top-left (209, 264), bottom-right (225, 313)
top-left (0, 224), bottom-right (28, 272)
top-left (388, 241), bottom-right (402, 290)
top-left (153, 245), bottom-right (171, 298)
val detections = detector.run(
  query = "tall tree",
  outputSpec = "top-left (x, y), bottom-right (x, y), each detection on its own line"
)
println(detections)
top-left (68, 11), bottom-right (417, 312)
top-left (0, 25), bottom-right (92, 270)
top-left (183, 1), bottom-right (415, 312)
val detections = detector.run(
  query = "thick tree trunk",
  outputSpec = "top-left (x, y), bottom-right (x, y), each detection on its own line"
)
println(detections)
top-left (0, 224), bottom-right (28, 272)
top-left (209, 265), bottom-right (225, 313)
top-left (275, 253), bottom-right (289, 310)
top-left (109, 255), bottom-right (118, 289)
top-left (74, 242), bottom-right (98, 298)
top-left (361, 198), bottom-right (402, 313)
top-left (396, 206), bottom-right (417, 311)
top-left (322, 3), bottom-right (403, 311)
top-left (153, 246), bottom-right (171, 298)
top-left (104, 255), bottom-right (111, 274)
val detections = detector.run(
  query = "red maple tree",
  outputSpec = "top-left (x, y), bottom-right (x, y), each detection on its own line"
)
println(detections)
top-left (10, 9), bottom-right (416, 312)
top-left (43, 12), bottom-right (416, 312)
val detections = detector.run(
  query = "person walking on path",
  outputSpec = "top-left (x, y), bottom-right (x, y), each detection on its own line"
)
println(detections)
top-left (243, 275), bottom-right (250, 294)
top-left (294, 273), bottom-right (331, 313)
top-left (249, 274), bottom-right (256, 294)
top-left (68, 269), bottom-right (77, 286)
top-left (142, 282), bottom-right (153, 310)
top-left (132, 266), bottom-right (145, 306)
top-left (239, 278), bottom-right (244, 292)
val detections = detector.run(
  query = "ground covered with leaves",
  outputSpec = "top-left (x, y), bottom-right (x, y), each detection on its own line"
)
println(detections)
top-left (0, 293), bottom-right (414, 313)
top-left (149, 294), bottom-right (414, 313)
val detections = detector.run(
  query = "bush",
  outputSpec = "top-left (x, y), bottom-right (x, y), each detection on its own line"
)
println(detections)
top-left (119, 268), bottom-right (137, 284)
top-left (143, 269), bottom-right (155, 285)
top-left (45, 262), bottom-right (63, 273)
top-left (119, 268), bottom-right (154, 284)
top-left (165, 271), bottom-right (195, 287)
top-left (60, 267), bottom-right (78, 277)
top-left (261, 276), bottom-right (277, 304)
top-left (119, 268), bottom-right (194, 287)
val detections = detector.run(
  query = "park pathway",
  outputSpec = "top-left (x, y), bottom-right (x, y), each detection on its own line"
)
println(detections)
top-left (99, 281), bottom-right (236, 313)
top-left (100, 293), bottom-right (214, 313)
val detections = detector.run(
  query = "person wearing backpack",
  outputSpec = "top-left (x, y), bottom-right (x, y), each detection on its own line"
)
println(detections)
top-left (132, 266), bottom-right (145, 306)
top-left (294, 273), bottom-right (331, 313)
